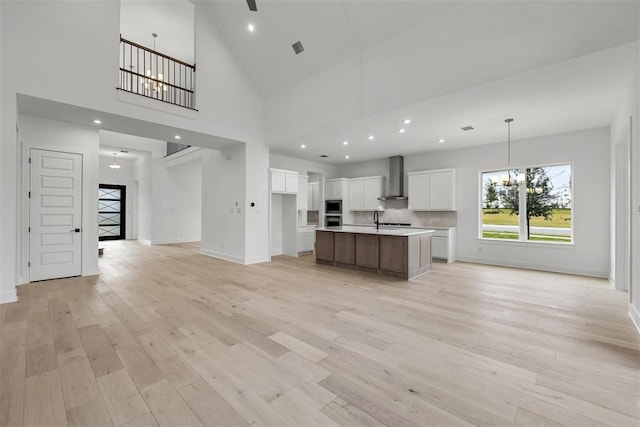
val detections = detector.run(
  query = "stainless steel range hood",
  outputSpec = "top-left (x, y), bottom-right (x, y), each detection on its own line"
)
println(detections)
top-left (378, 155), bottom-right (407, 200)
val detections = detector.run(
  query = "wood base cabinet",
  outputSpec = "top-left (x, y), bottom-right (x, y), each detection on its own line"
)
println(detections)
top-left (315, 231), bottom-right (334, 262)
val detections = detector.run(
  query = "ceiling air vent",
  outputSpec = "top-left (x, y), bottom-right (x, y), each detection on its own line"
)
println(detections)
top-left (461, 125), bottom-right (475, 131)
top-left (319, 154), bottom-right (329, 158)
top-left (292, 41), bottom-right (304, 55)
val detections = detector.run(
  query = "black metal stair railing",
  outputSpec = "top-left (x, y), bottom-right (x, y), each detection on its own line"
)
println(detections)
top-left (118, 36), bottom-right (196, 110)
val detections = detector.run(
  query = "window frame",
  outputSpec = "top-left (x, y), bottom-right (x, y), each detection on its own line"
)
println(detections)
top-left (478, 162), bottom-right (574, 245)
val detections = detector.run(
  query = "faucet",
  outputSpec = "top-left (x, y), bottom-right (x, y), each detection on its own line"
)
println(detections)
top-left (373, 211), bottom-right (380, 230)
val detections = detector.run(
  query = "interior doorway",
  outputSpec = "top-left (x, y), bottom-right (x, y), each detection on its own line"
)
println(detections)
top-left (98, 184), bottom-right (126, 241)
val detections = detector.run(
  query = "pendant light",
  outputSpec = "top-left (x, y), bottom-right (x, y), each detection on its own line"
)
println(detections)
top-left (109, 152), bottom-right (121, 169)
top-left (499, 118), bottom-right (525, 187)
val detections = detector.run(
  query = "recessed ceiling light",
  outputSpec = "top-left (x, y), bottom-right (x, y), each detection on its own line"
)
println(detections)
top-left (345, 155), bottom-right (350, 159)
top-left (300, 144), bottom-right (306, 149)
top-left (399, 128), bottom-right (406, 133)
top-left (93, 119), bottom-right (102, 124)
top-left (368, 135), bottom-right (374, 140)
top-left (343, 140), bottom-right (348, 145)
top-left (438, 139), bottom-right (445, 143)
top-left (248, 23), bottom-right (255, 32)
top-left (403, 119), bottom-right (411, 124)
top-left (174, 135), bottom-right (181, 140)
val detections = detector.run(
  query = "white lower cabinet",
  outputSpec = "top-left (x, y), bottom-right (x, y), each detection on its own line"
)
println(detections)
top-left (431, 228), bottom-right (456, 263)
top-left (297, 232), bottom-right (315, 254)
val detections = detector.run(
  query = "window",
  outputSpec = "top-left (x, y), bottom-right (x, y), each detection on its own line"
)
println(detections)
top-left (480, 164), bottom-right (572, 243)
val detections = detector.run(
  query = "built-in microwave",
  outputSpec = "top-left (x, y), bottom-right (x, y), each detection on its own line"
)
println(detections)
top-left (325, 199), bottom-right (342, 214)
top-left (325, 215), bottom-right (342, 227)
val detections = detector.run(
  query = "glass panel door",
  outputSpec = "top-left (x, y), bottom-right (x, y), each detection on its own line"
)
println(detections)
top-left (99, 184), bottom-right (126, 241)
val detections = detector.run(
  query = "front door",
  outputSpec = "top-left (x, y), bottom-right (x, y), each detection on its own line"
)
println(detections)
top-left (98, 184), bottom-right (126, 241)
top-left (29, 149), bottom-right (83, 281)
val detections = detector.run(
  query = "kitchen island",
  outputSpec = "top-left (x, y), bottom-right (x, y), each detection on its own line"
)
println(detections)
top-left (315, 226), bottom-right (435, 280)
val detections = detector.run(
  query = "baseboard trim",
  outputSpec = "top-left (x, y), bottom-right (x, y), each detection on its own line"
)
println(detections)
top-left (629, 303), bottom-right (640, 335)
top-left (0, 289), bottom-right (18, 304)
top-left (151, 238), bottom-right (200, 245)
top-left (457, 256), bottom-right (608, 278)
top-left (200, 249), bottom-right (246, 265)
top-left (245, 255), bottom-right (270, 265)
top-left (138, 239), bottom-right (152, 246)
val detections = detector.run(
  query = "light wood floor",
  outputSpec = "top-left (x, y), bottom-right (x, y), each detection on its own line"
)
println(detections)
top-left (1, 240), bottom-right (638, 427)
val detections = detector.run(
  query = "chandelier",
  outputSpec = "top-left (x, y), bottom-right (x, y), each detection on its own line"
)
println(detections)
top-left (109, 152), bottom-right (121, 169)
top-left (491, 118), bottom-right (524, 187)
top-left (142, 33), bottom-right (167, 94)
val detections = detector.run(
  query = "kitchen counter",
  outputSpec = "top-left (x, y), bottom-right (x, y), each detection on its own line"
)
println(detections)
top-left (316, 225), bottom-right (435, 237)
top-left (316, 226), bottom-right (434, 280)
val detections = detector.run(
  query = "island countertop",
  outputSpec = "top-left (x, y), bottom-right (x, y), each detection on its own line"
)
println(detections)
top-left (316, 225), bottom-right (435, 237)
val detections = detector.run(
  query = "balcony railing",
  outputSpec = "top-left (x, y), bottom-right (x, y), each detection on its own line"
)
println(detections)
top-left (119, 36), bottom-right (196, 110)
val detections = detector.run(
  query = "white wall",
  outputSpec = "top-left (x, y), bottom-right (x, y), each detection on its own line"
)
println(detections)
top-left (99, 155), bottom-right (137, 240)
top-left (612, 72), bottom-right (640, 331)
top-left (18, 115), bottom-right (100, 287)
top-left (269, 153), bottom-right (339, 178)
top-left (135, 152), bottom-right (152, 244)
top-left (120, 0), bottom-right (195, 64)
top-left (245, 143), bottom-right (270, 264)
top-left (201, 145), bottom-right (247, 263)
top-left (151, 157), bottom-right (202, 244)
top-left (271, 194), bottom-right (284, 256)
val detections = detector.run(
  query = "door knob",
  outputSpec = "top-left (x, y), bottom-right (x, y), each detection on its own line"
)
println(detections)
top-left (71, 228), bottom-right (81, 233)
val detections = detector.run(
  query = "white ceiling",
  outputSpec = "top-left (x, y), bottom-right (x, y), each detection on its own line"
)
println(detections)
top-left (205, 0), bottom-right (639, 163)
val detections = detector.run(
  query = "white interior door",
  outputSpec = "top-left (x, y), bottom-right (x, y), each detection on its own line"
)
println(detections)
top-left (29, 149), bottom-right (83, 281)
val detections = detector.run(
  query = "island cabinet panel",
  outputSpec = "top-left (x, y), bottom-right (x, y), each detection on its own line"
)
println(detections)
top-left (316, 231), bottom-right (334, 263)
top-left (379, 236), bottom-right (408, 274)
top-left (407, 234), bottom-right (432, 279)
top-left (334, 233), bottom-right (355, 265)
top-left (355, 234), bottom-right (379, 269)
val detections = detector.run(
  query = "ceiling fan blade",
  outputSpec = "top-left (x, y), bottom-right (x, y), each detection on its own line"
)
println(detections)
top-left (247, 0), bottom-right (257, 12)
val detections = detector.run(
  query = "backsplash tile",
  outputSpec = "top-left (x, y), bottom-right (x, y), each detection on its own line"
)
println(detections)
top-left (352, 209), bottom-right (457, 227)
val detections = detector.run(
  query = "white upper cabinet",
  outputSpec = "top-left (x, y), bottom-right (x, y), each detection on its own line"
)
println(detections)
top-left (348, 176), bottom-right (383, 211)
top-left (408, 169), bottom-right (456, 211)
top-left (307, 182), bottom-right (320, 211)
top-left (270, 168), bottom-right (299, 194)
top-left (297, 175), bottom-right (308, 210)
top-left (325, 178), bottom-right (348, 200)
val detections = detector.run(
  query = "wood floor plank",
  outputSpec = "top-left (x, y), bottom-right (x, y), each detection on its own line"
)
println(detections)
top-left (140, 379), bottom-right (204, 427)
top-left (66, 396), bottom-right (114, 427)
top-left (0, 319), bottom-right (27, 427)
top-left (23, 370), bottom-right (68, 427)
top-left (178, 379), bottom-right (250, 427)
top-left (78, 324), bottom-right (124, 378)
top-left (269, 331), bottom-right (328, 363)
top-left (320, 397), bottom-right (386, 427)
top-left (156, 356), bottom-right (199, 389)
top-left (48, 299), bottom-right (86, 362)
top-left (98, 369), bottom-right (152, 426)
top-left (114, 345), bottom-right (165, 390)
top-left (58, 355), bottom-right (102, 410)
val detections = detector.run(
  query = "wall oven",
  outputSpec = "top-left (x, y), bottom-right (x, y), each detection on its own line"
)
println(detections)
top-left (325, 215), bottom-right (342, 227)
top-left (325, 199), bottom-right (342, 214)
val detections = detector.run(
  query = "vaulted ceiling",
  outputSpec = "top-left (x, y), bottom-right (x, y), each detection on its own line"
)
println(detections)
top-left (205, 0), bottom-right (640, 163)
